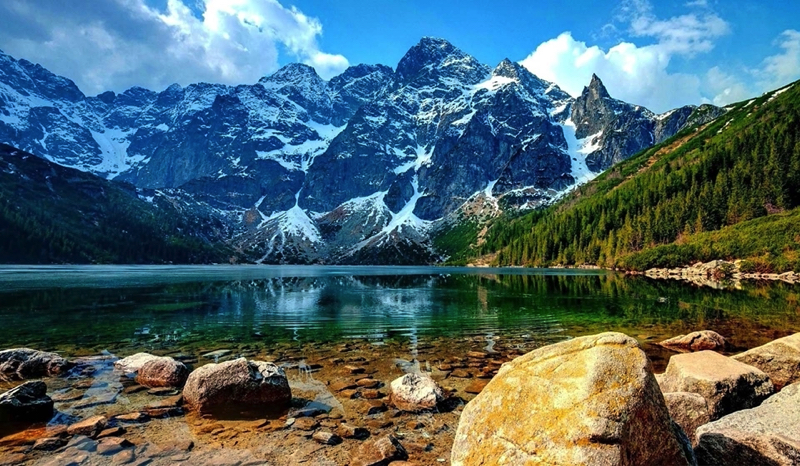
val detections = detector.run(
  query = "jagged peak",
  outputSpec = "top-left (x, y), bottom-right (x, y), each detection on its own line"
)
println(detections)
top-left (492, 58), bottom-right (522, 79)
top-left (260, 63), bottom-right (324, 87)
top-left (585, 73), bottom-right (611, 99)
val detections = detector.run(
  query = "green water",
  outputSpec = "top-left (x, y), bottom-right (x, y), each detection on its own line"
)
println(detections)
top-left (0, 266), bottom-right (798, 368)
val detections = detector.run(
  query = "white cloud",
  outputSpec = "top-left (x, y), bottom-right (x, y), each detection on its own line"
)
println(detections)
top-left (519, 2), bottom-right (800, 112)
top-left (0, 0), bottom-right (349, 95)
top-left (757, 29), bottom-right (800, 91)
top-left (520, 32), bottom-right (704, 113)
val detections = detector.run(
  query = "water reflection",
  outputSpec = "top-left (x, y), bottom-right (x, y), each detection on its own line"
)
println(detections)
top-left (0, 267), bottom-right (797, 356)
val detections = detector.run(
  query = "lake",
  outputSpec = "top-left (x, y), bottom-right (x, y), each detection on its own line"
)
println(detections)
top-left (1, 265), bottom-right (798, 371)
top-left (1, 265), bottom-right (799, 464)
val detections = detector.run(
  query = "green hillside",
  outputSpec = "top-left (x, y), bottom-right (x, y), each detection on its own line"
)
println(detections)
top-left (0, 144), bottom-right (230, 264)
top-left (471, 80), bottom-right (800, 272)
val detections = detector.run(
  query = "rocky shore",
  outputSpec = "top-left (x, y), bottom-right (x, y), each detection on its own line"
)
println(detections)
top-left (638, 260), bottom-right (799, 288)
top-left (0, 330), bottom-right (797, 465)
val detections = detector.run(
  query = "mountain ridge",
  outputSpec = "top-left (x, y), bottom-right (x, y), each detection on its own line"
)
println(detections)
top-left (0, 38), bottom-right (724, 264)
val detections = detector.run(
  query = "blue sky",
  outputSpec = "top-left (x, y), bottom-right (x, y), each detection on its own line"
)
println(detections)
top-left (0, 0), bottom-right (798, 112)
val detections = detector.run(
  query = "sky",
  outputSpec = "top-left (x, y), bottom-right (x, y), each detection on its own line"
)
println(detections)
top-left (0, 0), bottom-right (798, 113)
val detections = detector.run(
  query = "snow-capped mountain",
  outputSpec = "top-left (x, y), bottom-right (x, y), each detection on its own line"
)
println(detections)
top-left (0, 39), bottom-right (722, 264)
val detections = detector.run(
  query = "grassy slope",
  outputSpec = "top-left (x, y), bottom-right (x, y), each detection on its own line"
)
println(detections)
top-left (468, 79), bottom-right (800, 272)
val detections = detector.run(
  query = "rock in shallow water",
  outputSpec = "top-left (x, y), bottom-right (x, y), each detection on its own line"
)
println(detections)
top-left (658, 350), bottom-right (774, 420)
top-left (732, 333), bottom-right (800, 390)
top-left (658, 330), bottom-right (727, 353)
top-left (136, 357), bottom-right (189, 388)
top-left (451, 332), bottom-right (696, 466)
top-left (0, 381), bottom-right (54, 425)
top-left (114, 353), bottom-right (162, 375)
top-left (0, 348), bottom-right (71, 379)
top-left (182, 357), bottom-right (290, 417)
top-left (389, 373), bottom-right (445, 412)
top-left (695, 382), bottom-right (800, 465)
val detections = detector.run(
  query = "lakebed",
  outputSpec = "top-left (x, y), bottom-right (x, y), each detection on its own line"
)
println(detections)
top-left (1, 266), bottom-right (799, 465)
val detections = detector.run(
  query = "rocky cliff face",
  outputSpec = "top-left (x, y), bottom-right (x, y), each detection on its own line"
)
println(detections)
top-left (571, 74), bottom-right (726, 172)
top-left (0, 40), bottom-right (723, 264)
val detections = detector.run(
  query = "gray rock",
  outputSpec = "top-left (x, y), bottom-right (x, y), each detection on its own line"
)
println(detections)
top-left (733, 333), bottom-right (800, 390)
top-left (0, 348), bottom-right (71, 379)
top-left (695, 382), bottom-right (800, 465)
top-left (389, 373), bottom-right (446, 412)
top-left (658, 350), bottom-right (774, 420)
top-left (0, 381), bottom-right (54, 424)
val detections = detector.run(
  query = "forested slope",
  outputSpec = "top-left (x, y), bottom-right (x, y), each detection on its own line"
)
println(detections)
top-left (0, 144), bottom-right (230, 264)
top-left (475, 80), bottom-right (800, 272)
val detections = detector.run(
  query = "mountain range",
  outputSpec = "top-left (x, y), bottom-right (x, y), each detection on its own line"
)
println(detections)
top-left (0, 38), bottom-right (724, 264)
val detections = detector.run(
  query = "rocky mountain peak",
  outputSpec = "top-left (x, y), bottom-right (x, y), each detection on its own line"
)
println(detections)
top-left (395, 37), bottom-right (486, 85)
top-left (261, 63), bottom-right (324, 88)
top-left (586, 73), bottom-right (611, 100)
top-left (492, 59), bottom-right (522, 80)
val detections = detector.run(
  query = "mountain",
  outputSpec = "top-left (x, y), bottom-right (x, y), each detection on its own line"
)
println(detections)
top-left (0, 39), bottom-right (721, 264)
top-left (472, 80), bottom-right (800, 272)
top-left (0, 143), bottom-right (230, 264)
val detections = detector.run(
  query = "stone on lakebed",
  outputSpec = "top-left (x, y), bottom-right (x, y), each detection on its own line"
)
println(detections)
top-left (182, 357), bottom-right (290, 417)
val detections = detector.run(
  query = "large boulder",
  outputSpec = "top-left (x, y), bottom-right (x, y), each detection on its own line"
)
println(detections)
top-left (451, 333), bottom-right (696, 466)
top-left (732, 333), bottom-right (800, 390)
top-left (390, 373), bottom-right (445, 412)
top-left (658, 350), bottom-right (774, 420)
top-left (0, 381), bottom-right (54, 424)
top-left (658, 330), bottom-right (727, 353)
top-left (182, 358), bottom-right (291, 417)
top-left (663, 392), bottom-right (711, 443)
top-left (0, 348), bottom-right (71, 379)
top-left (695, 382), bottom-right (800, 465)
top-left (136, 357), bottom-right (189, 388)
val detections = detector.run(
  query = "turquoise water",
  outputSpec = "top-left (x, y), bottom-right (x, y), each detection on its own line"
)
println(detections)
top-left (0, 266), bottom-right (797, 368)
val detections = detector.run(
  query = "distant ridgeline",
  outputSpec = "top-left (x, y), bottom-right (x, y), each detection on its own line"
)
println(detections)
top-left (470, 80), bottom-right (800, 273)
top-left (0, 39), bottom-right (728, 264)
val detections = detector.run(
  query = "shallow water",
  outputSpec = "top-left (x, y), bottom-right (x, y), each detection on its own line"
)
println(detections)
top-left (1, 265), bottom-right (798, 367)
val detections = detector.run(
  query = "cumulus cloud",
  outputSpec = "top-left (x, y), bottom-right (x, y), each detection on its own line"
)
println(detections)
top-left (520, 0), bottom-right (729, 112)
top-left (0, 0), bottom-right (349, 95)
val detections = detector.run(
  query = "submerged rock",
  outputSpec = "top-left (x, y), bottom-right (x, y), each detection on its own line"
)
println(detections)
top-left (695, 382), bottom-right (800, 465)
top-left (0, 348), bottom-right (71, 379)
top-left (451, 332), bottom-right (696, 466)
top-left (182, 358), bottom-right (291, 417)
top-left (732, 333), bottom-right (800, 390)
top-left (658, 350), bottom-right (774, 420)
top-left (0, 381), bottom-right (54, 424)
top-left (389, 373), bottom-right (446, 412)
top-left (67, 415), bottom-right (108, 438)
top-left (658, 330), bottom-right (727, 353)
top-left (136, 357), bottom-right (189, 388)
